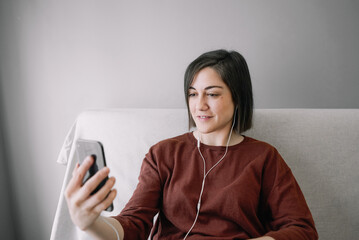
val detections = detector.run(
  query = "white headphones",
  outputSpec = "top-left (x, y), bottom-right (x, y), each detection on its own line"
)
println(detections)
top-left (183, 106), bottom-right (238, 239)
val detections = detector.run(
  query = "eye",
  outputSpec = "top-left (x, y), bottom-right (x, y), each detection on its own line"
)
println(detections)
top-left (188, 92), bottom-right (197, 97)
top-left (207, 93), bottom-right (220, 97)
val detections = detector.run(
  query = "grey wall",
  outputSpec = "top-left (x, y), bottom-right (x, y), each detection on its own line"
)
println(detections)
top-left (0, 118), bottom-right (16, 239)
top-left (0, 0), bottom-right (358, 239)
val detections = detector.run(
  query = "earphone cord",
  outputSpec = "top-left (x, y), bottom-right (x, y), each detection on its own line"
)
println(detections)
top-left (183, 117), bottom-right (236, 240)
top-left (102, 216), bottom-right (120, 240)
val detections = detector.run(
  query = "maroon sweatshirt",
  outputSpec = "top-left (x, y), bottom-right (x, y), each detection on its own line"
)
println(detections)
top-left (113, 133), bottom-right (318, 240)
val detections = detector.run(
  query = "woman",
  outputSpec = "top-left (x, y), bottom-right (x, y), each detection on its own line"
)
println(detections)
top-left (65, 50), bottom-right (318, 239)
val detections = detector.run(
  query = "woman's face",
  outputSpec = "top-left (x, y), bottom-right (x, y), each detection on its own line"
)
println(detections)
top-left (188, 67), bottom-right (235, 137)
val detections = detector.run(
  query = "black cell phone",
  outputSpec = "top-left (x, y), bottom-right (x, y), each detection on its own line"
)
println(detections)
top-left (76, 139), bottom-right (114, 211)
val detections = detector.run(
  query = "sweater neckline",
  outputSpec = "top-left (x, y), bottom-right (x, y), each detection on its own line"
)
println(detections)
top-left (187, 131), bottom-right (248, 151)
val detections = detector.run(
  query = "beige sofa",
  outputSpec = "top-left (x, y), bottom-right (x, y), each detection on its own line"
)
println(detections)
top-left (51, 108), bottom-right (359, 239)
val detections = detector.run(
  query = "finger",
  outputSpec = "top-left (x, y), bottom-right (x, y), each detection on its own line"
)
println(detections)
top-left (82, 176), bottom-right (116, 210)
top-left (93, 189), bottom-right (117, 214)
top-left (73, 156), bottom-right (95, 186)
top-left (77, 156), bottom-right (95, 179)
top-left (65, 163), bottom-right (82, 199)
top-left (66, 156), bottom-right (94, 197)
top-left (78, 166), bottom-right (110, 201)
top-left (72, 162), bottom-right (80, 177)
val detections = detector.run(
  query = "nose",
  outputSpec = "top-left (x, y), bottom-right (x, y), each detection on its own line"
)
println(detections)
top-left (196, 94), bottom-right (209, 111)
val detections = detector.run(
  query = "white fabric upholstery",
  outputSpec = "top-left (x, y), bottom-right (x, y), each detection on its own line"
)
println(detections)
top-left (51, 108), bottom-right (359, 240)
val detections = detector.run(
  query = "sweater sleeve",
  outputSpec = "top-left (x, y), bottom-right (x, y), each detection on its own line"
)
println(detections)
top-left (261, 148), bottom-right (318, 240)
top-left (111, 148), bottom-right (162, 240)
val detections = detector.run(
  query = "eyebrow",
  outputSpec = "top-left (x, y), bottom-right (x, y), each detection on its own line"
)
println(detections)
top-left (189, 85), bottom-right (224, 90)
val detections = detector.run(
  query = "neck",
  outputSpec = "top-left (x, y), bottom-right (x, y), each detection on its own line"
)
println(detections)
top-left (194, 130), bottom-right (243, 147)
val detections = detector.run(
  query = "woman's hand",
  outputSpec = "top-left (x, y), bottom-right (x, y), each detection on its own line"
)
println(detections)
top-left (64, 156), bottom-right (117, 231)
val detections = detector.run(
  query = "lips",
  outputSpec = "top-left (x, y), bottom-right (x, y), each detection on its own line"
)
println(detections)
top-left (197, 115), bottom-right (212, 120)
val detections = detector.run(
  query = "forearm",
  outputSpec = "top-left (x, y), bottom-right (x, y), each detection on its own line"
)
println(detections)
top-left (85, 216), bottom-right (124, 240)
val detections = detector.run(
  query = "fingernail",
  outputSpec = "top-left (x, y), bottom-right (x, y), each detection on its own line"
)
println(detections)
top-left (101, 167), bottom-right (109, 174)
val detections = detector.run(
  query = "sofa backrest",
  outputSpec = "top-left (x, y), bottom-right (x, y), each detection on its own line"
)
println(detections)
top-left (51, 108), bottom-right (359, 240)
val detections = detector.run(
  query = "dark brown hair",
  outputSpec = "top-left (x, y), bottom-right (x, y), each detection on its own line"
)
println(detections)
top-left (184, 49), bottom-right (253, 133)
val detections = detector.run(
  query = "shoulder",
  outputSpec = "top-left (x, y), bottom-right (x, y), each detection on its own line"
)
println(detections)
top-left (238, 138), bottom-right (294, 195)
top-left (241, 136), bottom-right (280, 157)
top-left (144, 132), bottom-right (194, 171)
top-left (154, 132), bottom-right (193, 147)
top-left (159, 132), bottom-right (192, 145)
top-left (148, 132), bottom-right (194, 156)
top-left (241, 136), bottom-right (289, 171)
